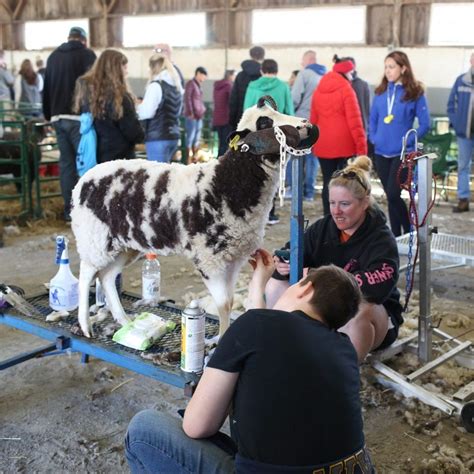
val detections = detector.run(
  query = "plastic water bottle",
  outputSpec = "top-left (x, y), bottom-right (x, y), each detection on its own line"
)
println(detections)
top-left (180, 299), bottom-right (205, 374)
top-left (95, 273), bottom-right (122, 307)
top-left (95, 278), bottom-right (106, 307)
top-left (142, 253), bottom-right (161, 301)
top-left (49, 236), bottom-right (79, 311)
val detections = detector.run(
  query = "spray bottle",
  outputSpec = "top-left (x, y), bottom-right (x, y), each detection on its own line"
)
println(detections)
top-left (49, 236), bottom-right (79, 311)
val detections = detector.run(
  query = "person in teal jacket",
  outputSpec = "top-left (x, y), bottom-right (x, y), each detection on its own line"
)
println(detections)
top-left (244, 59), bottom-right (294, 116)
top-left (369, 50), bottom-right (430, 237)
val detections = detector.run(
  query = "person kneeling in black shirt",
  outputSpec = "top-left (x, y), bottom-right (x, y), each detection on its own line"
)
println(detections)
top-left (125, 251), bottom-right (374, 474)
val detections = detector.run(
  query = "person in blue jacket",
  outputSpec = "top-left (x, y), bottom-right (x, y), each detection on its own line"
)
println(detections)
top-left (447, 52), bottom-right (474, 213)
top-left (369, 51), bottom-right (430, 237)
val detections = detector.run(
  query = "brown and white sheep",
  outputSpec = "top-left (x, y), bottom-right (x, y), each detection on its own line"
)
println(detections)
top-left (71, 96), bottom-right (319, 338)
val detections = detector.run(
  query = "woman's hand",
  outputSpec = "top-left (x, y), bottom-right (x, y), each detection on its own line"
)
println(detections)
top-left (273, 256), bottom-right (290, 276)
top-left (249, 248), bottom-right (275, 285)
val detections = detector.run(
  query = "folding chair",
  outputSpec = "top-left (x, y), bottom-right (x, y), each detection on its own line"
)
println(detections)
top-left (421, 133), bottom-right (457, 202)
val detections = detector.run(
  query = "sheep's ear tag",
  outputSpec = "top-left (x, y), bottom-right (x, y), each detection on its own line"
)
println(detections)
top-left (229, 134), bottom-right (240, 151)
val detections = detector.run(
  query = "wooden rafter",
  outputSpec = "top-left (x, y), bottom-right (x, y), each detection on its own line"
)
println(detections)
top-left (0, 0), bottom-right (12, 17)
top-left (0, 0), bottom-right (26, 20)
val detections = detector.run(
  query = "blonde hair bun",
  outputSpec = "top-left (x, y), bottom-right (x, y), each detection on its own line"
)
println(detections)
top-left (351, 155), bottom-right (372, 173)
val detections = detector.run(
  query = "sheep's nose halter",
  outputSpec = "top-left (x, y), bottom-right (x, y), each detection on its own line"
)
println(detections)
top-left (274, 125), bottom-right (313, 206)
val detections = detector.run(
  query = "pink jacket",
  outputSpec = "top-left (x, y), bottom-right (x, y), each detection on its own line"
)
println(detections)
top-left (184, 78), bottom-right (206, 120)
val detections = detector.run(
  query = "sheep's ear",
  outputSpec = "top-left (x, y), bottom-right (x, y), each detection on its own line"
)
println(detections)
top-left (257, 95), bottom-right (278, 111)
top-left (227, 129), bottom-right (250, 150)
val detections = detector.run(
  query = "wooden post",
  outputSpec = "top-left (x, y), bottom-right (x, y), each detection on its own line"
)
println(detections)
top-left (392, 0), bottom-right (402, 48)
top-left (97, 0), bottom-right (118, 48)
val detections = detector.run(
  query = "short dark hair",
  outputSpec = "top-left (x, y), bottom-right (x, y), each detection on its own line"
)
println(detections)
top-left (301, 265), bottom-right (361, 330)
top-left (249, 46), bottom-right (265, 61)
top-left (224, 69), bottom-right (235, 80)
top-left (262, 59), bottom-right (278, 74)
top-left (195, 66), bottom-right (208, 76)
top-left (69, 26), bottom-right (87, 40)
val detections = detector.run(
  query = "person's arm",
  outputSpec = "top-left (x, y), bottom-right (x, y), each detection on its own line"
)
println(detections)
top-left (118, 95), bottom-right (145, 143)
top-left (85, 50), bottom-right (97, 71)
top-left (284, 84), bottom-right (295, 115)
top-left (343, 85), bottom-right (367, 155)
top-left (184, 310), bottom-right (258, 438)
top-left (243, 86), bottom-right (255, 111)
top-left (415, 94), bottom-right (431, 139)
top-left (362, 81), bottom-right (370, 125)
top-left (350, 230), bottom-right (399, 304)
top-left (36, 73), bottom-right (44, 93)
top-left (228, 76), bottom-right (240, 128)
top-left (183, 367), bottom-right (239, 438)
top-left (446, 78), bottom-right (458, 126)
top-left (291, 71), bottom-right (305, 112)
top-left (309, 88), bottom-right (319, 125)
top-left (137, 81), bottom-right (162, 120)
top-left (247, 248), bottom-right (275, 309)
top-left (42, 70), bottom-right (51, 120)
top-left (184, 81), bottom-right (194, 118)
top-left (368, 97), bottom-right (379, 145)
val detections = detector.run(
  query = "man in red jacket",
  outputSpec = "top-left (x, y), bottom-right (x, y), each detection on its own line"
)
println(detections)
top-left (310, 57), bottom-right (367, 215)
top-left (184, 66), bottom-right (208, 164)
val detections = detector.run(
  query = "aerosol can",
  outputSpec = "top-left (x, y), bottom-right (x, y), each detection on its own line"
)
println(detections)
top-left (180, 300), bottom-right (205, 374)
top-left (49, 236), bottom-right (79, 311)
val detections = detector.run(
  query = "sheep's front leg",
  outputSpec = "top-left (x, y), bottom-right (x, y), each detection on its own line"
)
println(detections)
top-left (98, 253), bottom-right (131, 327)
top-left (202, 259), bottom-right (245, 341)
top-left (78, 261), bottom-right (97, 338)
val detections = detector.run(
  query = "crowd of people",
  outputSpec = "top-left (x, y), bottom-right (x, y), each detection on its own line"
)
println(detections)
top-left (0, 26), bottom-right (470, 223)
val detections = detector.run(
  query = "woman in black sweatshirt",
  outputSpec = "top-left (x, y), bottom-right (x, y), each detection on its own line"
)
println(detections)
top-left (267, 155), bottom-right (403, 362)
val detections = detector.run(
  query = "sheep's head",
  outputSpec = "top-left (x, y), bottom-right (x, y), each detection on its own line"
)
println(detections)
top-left (231, 95), bottom-right (318, 153)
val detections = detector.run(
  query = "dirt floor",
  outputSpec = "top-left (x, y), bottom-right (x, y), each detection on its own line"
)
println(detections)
top-left (1, 185), bottom-right (473, 473)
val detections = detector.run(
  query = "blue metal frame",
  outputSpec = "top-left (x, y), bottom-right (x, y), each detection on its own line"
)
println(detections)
top-left (0, 312), bottom-right (186, 389)
top-left (289, 157), bottom-right (304, 284)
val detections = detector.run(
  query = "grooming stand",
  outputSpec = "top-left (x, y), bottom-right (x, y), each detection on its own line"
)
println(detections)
top-left (369, 135), bottom-right (474, 432)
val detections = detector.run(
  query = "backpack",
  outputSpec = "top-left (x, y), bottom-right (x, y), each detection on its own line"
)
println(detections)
top-left (76, 112), bottom-right (97, 176)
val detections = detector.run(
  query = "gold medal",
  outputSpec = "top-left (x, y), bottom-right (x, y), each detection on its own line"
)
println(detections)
top-left (384, 114), bottom-right (394, 124)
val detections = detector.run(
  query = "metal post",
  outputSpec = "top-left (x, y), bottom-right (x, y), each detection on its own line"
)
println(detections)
top-left (289, 157), bottom-right (304, 284)
top-left (417, 154), bottom-right (433, 362)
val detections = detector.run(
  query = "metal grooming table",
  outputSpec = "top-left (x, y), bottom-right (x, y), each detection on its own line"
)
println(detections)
top-left (397, 232), bottom-right (474, 270)
top-left (0, 292), bottom-right (218, 391)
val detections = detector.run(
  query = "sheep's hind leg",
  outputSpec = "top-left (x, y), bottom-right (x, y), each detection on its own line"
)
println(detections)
top-left (202, 259), bottom-right (245, 343)
top-left (78, 261), bottom-right (97, 338)
top-left (99, 253), bottom-right (131, 327)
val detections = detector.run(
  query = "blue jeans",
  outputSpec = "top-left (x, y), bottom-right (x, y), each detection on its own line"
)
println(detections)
top-left (125, 410), bottom-right (235, 474)
top-left (456, 136), bottom-right (474, 199)
top-left (53, 119), bottom-right (81, 218)
top-left (285, 152), bottom-right (319, 199)
top-left (215, 124), bottom-right (233, 157)
top-left (145, 139), bottom-right (179, 163)
top-left (185, 118), bottom-right (203, 148)
top-left (125, 410), bottom-right (374, 474)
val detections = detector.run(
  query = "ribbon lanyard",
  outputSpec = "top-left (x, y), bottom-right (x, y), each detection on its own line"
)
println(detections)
top-left (385, 84), bottom-right (397, 124)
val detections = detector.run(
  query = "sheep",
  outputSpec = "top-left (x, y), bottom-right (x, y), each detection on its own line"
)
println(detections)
top-left (71, 95), bottom-right (319, 339)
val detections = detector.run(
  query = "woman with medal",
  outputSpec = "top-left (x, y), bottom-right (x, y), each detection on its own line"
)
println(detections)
top-left (369, 51), bottom-right (430, 237)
